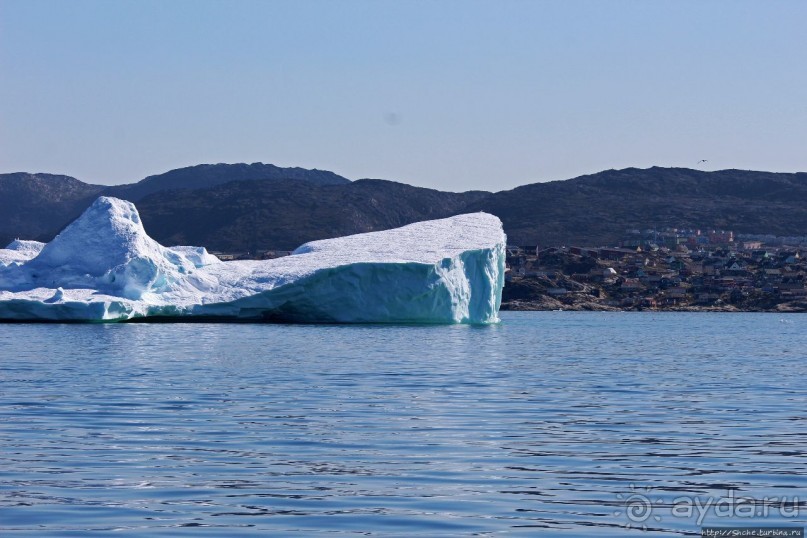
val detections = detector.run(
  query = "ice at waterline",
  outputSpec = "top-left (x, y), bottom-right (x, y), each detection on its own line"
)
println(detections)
top-left (0, 197), bottom-right (506, 323)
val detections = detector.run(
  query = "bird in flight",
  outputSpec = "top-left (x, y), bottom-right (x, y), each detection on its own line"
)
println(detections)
top-left (697, 159), bottom-right (708, 164)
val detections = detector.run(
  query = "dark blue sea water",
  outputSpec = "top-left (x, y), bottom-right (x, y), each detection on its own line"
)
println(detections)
top-left (1, 312), bottom-right (805, 536)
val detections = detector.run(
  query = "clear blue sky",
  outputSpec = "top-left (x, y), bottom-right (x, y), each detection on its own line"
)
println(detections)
top-left (1, 0), bottom-right (806, 191)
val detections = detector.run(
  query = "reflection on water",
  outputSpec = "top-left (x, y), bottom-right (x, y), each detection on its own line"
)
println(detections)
top-left (1, 312), bottom-right (805, 536)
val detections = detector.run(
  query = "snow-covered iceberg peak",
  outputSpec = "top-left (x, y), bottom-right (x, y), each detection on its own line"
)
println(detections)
top-left (34, 196), bottom-right (149, 273)
top-left (0, 197), bottom-right (506, 323)
top-left (25, 197), bottom-right (198, 299)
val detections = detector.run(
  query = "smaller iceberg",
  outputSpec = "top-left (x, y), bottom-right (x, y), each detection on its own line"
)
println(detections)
top-left (0, 197), bottom-right (506, 323)
top-left (0, 239), bottom-right (45, 267)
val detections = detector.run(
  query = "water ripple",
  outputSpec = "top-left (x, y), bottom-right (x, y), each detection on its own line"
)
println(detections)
top-left (1, 312), bottom-right (805, 536)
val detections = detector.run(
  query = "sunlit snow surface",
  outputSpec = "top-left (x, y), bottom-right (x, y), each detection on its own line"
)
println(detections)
top-left (0, 197), bottom-right (505, 323)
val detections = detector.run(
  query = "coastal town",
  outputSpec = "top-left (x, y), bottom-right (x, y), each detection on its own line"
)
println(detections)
top-left (502, 227), bottom-right (807, 312)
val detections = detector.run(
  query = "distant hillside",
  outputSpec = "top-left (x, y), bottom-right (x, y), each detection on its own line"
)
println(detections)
top-left (2, 165), bottom-right (807, 250)
top-left (0, 173), bottom-right (103, 245)
top-left (0, 163), bottom-right (352, 245)
top-left (135, 179), bottom-right (487, 251)
top-left (466, 167), bottom-right (807, 246)
top-left (108, 162), bottom-right (350, 202)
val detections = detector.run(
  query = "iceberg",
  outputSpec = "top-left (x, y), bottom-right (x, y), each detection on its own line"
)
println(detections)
top-left (0, 239), bottom-right (45, 267)
top-left (0, 197), bottom-right (506, 323)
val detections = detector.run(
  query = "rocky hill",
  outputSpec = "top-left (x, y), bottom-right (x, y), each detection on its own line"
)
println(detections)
top-left (0, 173), bottom-right (104, 245)
top-left (2, 165), bottom-right (806, 250)
top-left (107, 162), bottom-right (350, 202)
top-left (0, 163), bottom-right (353, 246)
top-left (135, 178), bottom-right (487, 251)
top-left (467, 167), bottom-right (807, 246)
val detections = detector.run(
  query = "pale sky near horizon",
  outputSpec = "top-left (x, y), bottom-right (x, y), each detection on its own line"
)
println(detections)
top-left (1, 0), bottom-right (806, 192)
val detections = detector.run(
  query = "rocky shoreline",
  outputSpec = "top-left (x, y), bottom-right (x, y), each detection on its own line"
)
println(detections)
top-left (500, 275), bottom-right (807, 312)
top-left (501, 297), bottom-right (807, 314)
top-left (501, 295), bottom-right (807, 313)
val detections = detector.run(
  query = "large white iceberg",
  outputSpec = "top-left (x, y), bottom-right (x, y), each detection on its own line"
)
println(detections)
top-left (0, 197), bottom-right (506, 323)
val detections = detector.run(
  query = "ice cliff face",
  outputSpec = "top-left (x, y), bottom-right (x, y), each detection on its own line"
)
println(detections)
top-left (0, 197), bottom-right (506, 323)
